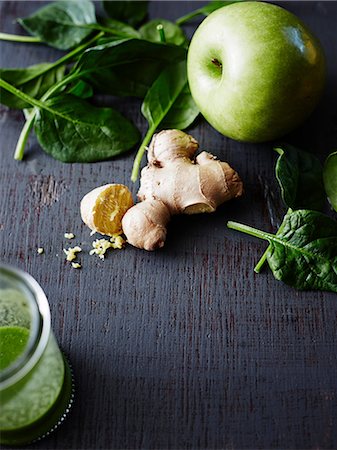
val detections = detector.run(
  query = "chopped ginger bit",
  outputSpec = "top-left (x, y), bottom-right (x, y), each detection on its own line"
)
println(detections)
top-left (89, 235), bottom-right (125, 260)
top-left (37, 247), bottom-right (44, 255)
top-left (89, 239), bottom-right (113, 260)
top-left (63, 246), bottom-right (82, 262)
top-left (64, 232), bottom-right (75, 239)
top-left (110, 234), bottom-right (125, 249)
top-left (71, 262), bottom-right (81, 269)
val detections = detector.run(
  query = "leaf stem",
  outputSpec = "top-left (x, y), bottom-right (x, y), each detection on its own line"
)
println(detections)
top-left (131, 126), bottom-right (155, 182)
top-left (49, 31), bottom-right (104, 70)
top-left (227, 221), bottom-right (272, 242)
top-left (253, 208), bottom-right (291, 273)
top-left (14, 113), bottom-right (35, 160)
top-left (84, 23), bottom-right (137, 38)
top-left (0, 32), bottom-right (42, 43)
top-left (156, 24), bottom-right (166, 43)
top-left (41, 72), bottom-right (80, 100)
top-left (253, 247), bottom-right (269, 273)
top-left (176, 10), bottom-right (201, 25)
top-left (0, 78), bottom-right (54, 110)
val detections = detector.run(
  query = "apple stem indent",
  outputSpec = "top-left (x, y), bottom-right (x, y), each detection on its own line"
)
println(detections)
top-left (211, 58), bottom-right (222, 70)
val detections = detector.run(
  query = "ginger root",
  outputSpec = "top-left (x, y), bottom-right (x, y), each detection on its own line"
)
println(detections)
top-left (122, 130), bottom-right (243, 251)
top-left (80, 184), bottom-right (133, 236)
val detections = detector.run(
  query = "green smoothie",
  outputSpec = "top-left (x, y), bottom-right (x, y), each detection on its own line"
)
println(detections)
top-left (0, 287), bottom-right (73, 446)
top-left (0, 326), bottom-right (30, 370)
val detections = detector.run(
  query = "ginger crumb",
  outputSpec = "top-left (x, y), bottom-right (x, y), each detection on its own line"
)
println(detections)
top-left (89, 235), bottom-right (125, 260)
top-left (63, 246), bottom-right (82, 262)
top-left (110, 234), bottom-right (125, 249)
top-left (37, 247), bottom-right (44, 255)
top-left (64, 232), bottom-right (75, 239)
top-left (71, 262), bottom-right (81, 269)
top-left (89, 239), bottom-right (113, 260)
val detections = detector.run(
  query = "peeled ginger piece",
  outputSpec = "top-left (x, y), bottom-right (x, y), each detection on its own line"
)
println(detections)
top-left (80, 184), bottom-right (133, 236)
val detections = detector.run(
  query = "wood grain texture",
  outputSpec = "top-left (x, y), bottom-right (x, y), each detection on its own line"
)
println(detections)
top-left (1, 2), bottom-right (337, 449)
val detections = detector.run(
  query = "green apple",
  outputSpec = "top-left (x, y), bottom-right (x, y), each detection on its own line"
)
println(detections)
top-left (187, 1), bottom-right (326, 142)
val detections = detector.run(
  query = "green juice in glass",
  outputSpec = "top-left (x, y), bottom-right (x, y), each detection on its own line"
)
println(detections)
top-left (0, 326), bottom-right (30, 371)
top-left (0, 266), bottom-right (73, 446)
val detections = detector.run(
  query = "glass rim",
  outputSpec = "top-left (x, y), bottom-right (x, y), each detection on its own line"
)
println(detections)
top-left (0, 263), bottom-right (51, 390)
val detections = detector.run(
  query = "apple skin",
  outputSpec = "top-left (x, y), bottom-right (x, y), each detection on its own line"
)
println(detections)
top-left (187, 1), bottom-right (326, 143)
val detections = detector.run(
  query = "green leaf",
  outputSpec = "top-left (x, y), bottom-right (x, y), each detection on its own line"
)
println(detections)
top-left (34, 94), bottom-right (140, 163)
top-left (1, 33), bottom-right (104, 162)
top-left (72, 38), bottom-right (186, 98)
top-left (274, 144), bottom-right (325, 211)
top-left (139, 19), bottom-right (187, 47)
top-left (67, 80), bottom-right (93, 99)
top-left (141, 61), bottom-right (188, 128)
top-left (100, 18), bottom-right (140, 38)
top-left (176, 0), bottom-right (245, 25)
top-left (102, 1), bottom-right (148, 27)
top-left (131, 60), bottom-right (197, 181)
top-left (268, 210), bottom-right (337, 292)
top-left (18, 0), bottom-right (96, 50)
top-left (160, 85), bottom-right (199, 130)
top-left (0, 63), bottom-right (65, 109)
top-left (228, 210), bottom-right (337, 293)
top-left (254, 144), bottom-right (326, 273)
top-left (323, 151), bottom-right (337, 212)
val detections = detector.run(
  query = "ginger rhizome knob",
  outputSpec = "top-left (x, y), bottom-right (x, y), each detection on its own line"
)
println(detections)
top-left (122, 130), bottom-right (243, 250)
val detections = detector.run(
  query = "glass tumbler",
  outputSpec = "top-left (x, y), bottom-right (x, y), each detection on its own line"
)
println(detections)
top-left (0, 263), bottom-right (74, 446)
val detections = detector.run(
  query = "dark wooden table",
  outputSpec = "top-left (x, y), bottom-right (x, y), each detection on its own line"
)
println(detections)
top-left (1, 1), bottom-right (337, 449)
